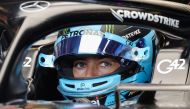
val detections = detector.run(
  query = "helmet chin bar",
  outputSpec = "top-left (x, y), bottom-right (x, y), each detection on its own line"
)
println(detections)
top-left (114, 84), bottom-right (190, 109)
top-left (57, 74), bottom-right (121, 97)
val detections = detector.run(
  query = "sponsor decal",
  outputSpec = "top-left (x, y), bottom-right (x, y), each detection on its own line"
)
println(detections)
top-left (91, 96), bottom-right (100, 105)
top-left (62, 29), bottom-right (104, 38)
top-left (123, 29), bottom-right (141, 39)
top-left (111, 9), bottom-right (180, 28)
top-left (157, 59), bottom-right (185, 74)
top-left (77, 83), bottom-right (90, 90)
top-left (20, 1), bottom-right (50, 13)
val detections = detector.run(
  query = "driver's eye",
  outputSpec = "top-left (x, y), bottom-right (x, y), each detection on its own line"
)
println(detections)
top-left (99, 61), bottom-right (112, 68)
top-left (73, 61), bottom-right (86, 69)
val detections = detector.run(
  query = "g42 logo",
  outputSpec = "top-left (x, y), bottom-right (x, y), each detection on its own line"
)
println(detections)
top-left (157, 59), bottom-right (185, 74)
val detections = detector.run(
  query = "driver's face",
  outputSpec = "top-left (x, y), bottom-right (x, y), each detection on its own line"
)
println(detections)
top-left (73, 57), bottom-right (120, 78)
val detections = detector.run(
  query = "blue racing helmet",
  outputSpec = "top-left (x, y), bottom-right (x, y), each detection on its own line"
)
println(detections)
top-left (53, 25), bottom-right (156, 107)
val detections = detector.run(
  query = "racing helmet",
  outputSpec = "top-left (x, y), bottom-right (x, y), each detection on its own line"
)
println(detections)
top-left (53, 25), bottom-right (156, 107)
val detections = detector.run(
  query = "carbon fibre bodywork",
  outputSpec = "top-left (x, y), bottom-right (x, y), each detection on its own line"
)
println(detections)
top-left (0, 0), bottom-right (190, 109)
